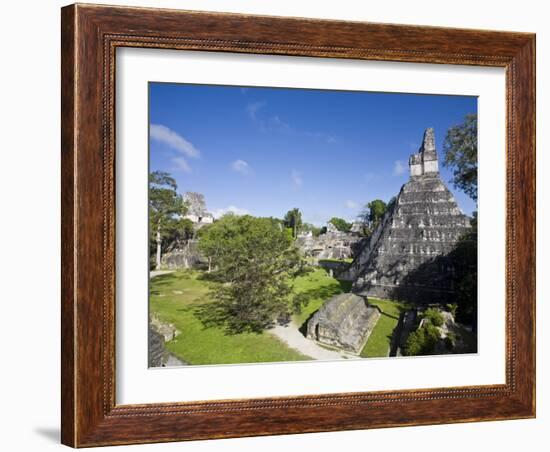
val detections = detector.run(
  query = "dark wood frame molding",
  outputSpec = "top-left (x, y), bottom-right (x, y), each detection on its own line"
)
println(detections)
top-left (61, 3), bottom-right (536, 447)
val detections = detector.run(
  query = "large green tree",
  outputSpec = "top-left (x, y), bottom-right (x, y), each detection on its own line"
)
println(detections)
top-left (443, 114), bottom-right (478, 327)
top-left (149, 171), bottom-right (188, 269)
top-left (367, 199), bottom-right (388, 225)
top-left (448, 213), bottom-right (478, 327)
top-left (329, 217), bottom-right (352, 233)
top-left (197, 214), bottom-right (309, 333)
top-left (443, 113), bottom-right (478, 202)
top-left (283, 208), bottom-right (303, 238)
top-left (358, 199), bottom-right (388, 236)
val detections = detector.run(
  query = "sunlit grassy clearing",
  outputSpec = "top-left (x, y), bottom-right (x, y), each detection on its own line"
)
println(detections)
top-left (361, 298), bottom-right (407, 358)
top-left (150, 271), bottom-right (311, 365)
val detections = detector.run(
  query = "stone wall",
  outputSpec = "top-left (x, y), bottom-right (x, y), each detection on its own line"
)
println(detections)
top-left (148, 316), bottom-right (187, 367)
top-left (161, 240), bottom-right (207, 269)
top-left (148, 328), bottom-right (166, 368)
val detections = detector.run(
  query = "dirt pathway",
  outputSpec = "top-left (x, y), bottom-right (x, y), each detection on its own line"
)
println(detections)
top-left (268, 322), bottom-right (353, 361)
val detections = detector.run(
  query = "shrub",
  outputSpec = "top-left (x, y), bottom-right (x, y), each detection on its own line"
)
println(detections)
top-left (446, 303), bottom-right (458, 317)
top-left (422, 307), bottom-right (444, 327)
top-left (404, 323), bottom-right (441, 356)
top-left (404, 330), bottom-right (424, 356)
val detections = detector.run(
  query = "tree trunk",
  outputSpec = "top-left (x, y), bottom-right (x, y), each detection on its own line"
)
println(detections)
top-left (208, 257), bottom-right (212, 273)
top-left (155, 227), bottom-right (162, 270)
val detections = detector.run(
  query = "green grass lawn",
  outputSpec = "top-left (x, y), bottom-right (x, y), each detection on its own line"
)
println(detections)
top-left (150, 267), bottom-right (404, 364)
top-left (150, 270), bottom-right (311, 365)
top-left (317, 258), bottom-right (353, 264)
top-left (291, 268), bottom-right (352, 326)
top-left (360, 298), bottom-right (407, 358)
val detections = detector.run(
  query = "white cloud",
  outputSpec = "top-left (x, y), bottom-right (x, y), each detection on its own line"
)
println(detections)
top-left (345, 200), bottom-right (359, 209)
top-left (291, 170), bottom-right (303, 188)
top-left (393, 160), bottom-right (406, 176)
top-left (212, 206), bottom-right (250, 219)
top-left (172, 157), bottom-right (192, 173)
top-left (246, 102), bottom-right (333, 142)
top-left (150, 124), bottom-right (200, 158)
top-left (246, 102), bottom-right (265, 120)
top-left (231, 159), bottom-right (251, 175)
top-left (268, 115), bottom-right (292, 133)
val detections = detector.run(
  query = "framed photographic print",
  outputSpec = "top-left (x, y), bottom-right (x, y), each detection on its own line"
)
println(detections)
top-left (61, 3), bottom-right (536, 447)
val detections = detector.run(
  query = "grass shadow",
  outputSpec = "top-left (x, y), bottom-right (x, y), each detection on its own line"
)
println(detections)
top-left (150, 272), bottom-right (180, 285)
top-left (149, 272), bottom-right (181, 296)
top-left (297, 284), bottom-right (343, 304)
top-left (379, 311), bottom-right (400, 321)
top-left (337, 279), bottom-right (353, 293)
top-left (389, 312), bottom-right (405, 357)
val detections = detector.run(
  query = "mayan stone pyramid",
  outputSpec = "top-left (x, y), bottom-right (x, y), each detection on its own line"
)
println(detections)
top-left (345, 128), bottom-right (472, 303)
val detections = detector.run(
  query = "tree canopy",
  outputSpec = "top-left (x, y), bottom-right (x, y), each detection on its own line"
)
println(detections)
top-left (443, 114), bottom-right (478, 326)
top-left (443, 113), bottom-right (478, 202)
top-left (357, 199), bottom-right (388, 236)
top-left (149, 171), bottom-right (189, 268)
top-left (197, 214), bottom-right (309, 333)
top-left (329, 217), bottom-right (352, 232)
top-left (283, 208), bottom-right (303, 238)
top-left (301, 222), bottom-right (323, 237)
top-left (367, 199), bottom-right (387, 224)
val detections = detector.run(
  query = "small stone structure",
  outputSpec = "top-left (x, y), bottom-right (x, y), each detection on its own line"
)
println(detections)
top-left (148, 316), bottom-right (187, 367)
top-left (148, 328), bottom-right (166, 367)
top-left (150, 314), bottom-right (179, 342)
top-left (326, 221), bottom-right (339, 234)
top-left (162, 191), bottom-right (214, 269)
top-left (183, 192), bottom-right (214, 226)
top-left (306, 293), bottom-right (381, 354)
top-left (161, 240), bottom-right (206, 269)
top-left (350, 221), bottom-right (363, 234)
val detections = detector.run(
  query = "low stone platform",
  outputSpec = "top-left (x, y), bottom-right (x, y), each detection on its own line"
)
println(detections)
top-left (306, 293), bottom-right (381, 354)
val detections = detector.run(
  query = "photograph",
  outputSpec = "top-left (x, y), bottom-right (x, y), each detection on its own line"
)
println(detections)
top-left (147, 83), bottom-right (478, 367)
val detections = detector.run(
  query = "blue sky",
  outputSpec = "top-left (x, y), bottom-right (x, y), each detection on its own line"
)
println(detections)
top-left (149, 83), bottom-right (477, 226)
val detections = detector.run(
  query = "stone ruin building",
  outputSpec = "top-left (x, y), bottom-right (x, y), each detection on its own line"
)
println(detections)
top-left (305, 127), bottom-right (473, 355)
top-left (161, 239), bottom-right (206, 269)
top-left (342, 128), bottom-right (472, 302)
top-left (297, 220), bottom-right (360, 262)
top-left (183, 192), bottom-right (214, 226)
top-left (350, 221), bottom-right (363, 234)
top-left (148, 316), bottom-right (186, 367)
top-left (161, 191), bottom-right (213, 269)
top-left (306, 293), bottom-right (381, 354)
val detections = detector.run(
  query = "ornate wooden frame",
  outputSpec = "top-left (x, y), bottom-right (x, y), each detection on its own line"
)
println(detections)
top-left (61, 3), bottom-right (536, 447)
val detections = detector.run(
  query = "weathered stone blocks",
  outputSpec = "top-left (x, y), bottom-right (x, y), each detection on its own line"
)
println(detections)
top-left (306, 293), bottom-right (381, 354)
top-left (344, 128), bottom-right (472, 302)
